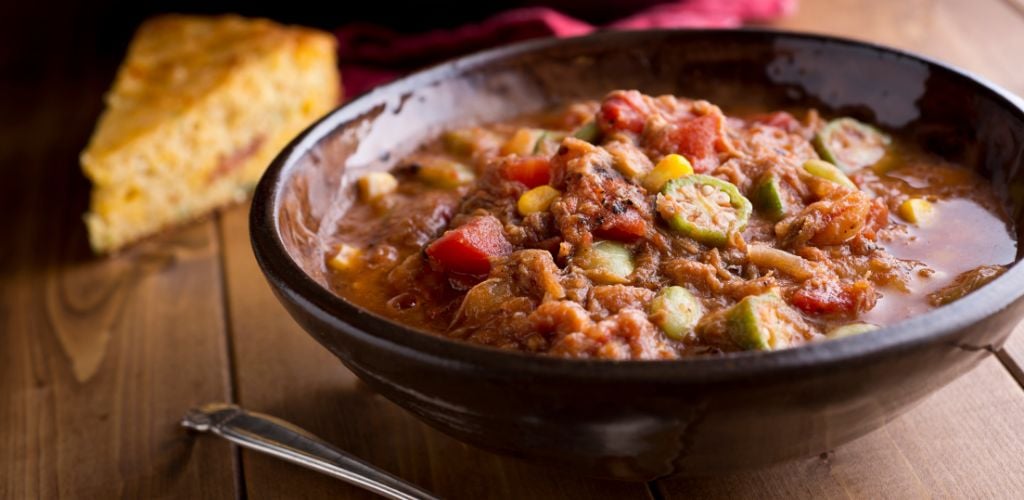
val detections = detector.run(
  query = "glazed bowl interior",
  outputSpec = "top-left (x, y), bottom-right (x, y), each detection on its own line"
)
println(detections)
top-left (262, 29), bottom-right (1024, 372)
top-left (251, 29), bottom-right (1024, 479)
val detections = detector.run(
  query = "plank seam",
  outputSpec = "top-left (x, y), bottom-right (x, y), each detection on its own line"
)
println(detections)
top-left (215, 213), bottom-right (249, 500)
top-left (996, 349), bottom-right (1024, 392)
top-left (1000, 0), bottom-right (1024, 19)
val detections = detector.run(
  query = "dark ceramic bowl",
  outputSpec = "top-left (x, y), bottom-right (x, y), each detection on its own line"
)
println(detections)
top-left (251, 29), bottom-right (1024, 480)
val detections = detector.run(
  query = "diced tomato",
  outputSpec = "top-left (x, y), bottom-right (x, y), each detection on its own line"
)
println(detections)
top-left (751, 111), bottom-right (801, 133)
top-left (790, 280), bottom-right (876, 316)
top-left (791, 287), bottom-right (850, 315)
top-left (503, 156), bottom-right (551, 188)
top-left (667, 114), bottom-right (720, 173)
top-left (598, 90), bottom-right (649, 134)
top-left (426, 215), bottom-right (512, 276)
top-left (595, 210), bottom-right (647, 242)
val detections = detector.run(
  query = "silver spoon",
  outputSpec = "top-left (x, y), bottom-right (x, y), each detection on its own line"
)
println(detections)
top-left (182, 403), bottom-right (439, 500)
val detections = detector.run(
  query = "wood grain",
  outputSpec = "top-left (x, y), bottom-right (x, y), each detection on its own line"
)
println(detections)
top-left (658, 357), bottom-right (1024, 498)
top-left (1004, 0), bottom-right (1024, 18)
top-left (772, 0), bottom-right (1024, 95)
top-left (0, 6), bottom-right (238, 498)
top-left (216, 203), bottom-right (652, 500)
top-left (4, 0), bottom-right (1024, 498)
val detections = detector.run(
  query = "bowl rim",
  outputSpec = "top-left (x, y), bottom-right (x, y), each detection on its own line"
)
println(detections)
top-left (251, 27), bottom-right (1024, 382)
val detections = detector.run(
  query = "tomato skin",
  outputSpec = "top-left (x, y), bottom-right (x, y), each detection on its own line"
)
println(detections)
top-left (790, 280), bottom-right (876, 316)
top-left (599, 90), bottom-right (649, 134)
top-left (791, 287), bottom-right (853, 315)
top-left (503, 157), bottom-right (551, 188)
top-left (426, 215), bottom-right (512, 276)
top-left (751, 111), bottom-right (801, 133)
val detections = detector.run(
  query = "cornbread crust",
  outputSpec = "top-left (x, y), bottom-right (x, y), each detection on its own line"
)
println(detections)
top-left (81, 14), bottom-right (340, 253)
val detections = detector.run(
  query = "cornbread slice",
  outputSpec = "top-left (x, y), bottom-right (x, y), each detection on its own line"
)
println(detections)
top-left (81, 14), bottom-right (340, 253)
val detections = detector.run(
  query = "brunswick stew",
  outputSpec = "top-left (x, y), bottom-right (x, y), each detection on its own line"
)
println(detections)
top-left (324, 90), bottom-right (1016, 360)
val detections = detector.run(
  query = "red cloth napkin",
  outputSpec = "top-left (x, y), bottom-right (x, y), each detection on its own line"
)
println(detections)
top-left (336, 0), bottom-right (795, 97)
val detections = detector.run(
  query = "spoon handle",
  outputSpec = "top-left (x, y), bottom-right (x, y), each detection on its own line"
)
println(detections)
top-left (183, 403), bottom-right (439, 500)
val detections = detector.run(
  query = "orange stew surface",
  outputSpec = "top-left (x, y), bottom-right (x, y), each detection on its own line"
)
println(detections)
top-left (325, 90), bottom-right (1016, 360)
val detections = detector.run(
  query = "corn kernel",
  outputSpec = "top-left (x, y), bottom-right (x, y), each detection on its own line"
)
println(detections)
top-left (441, 129), bottom-right (477, 157)
top-left (501, 128), bottom-right (545, 156)
top-left (517, 185), bottom-right (561, 216)
top-left (418, 159), bottom-right (475, 188)
top-left (898, 198), bottom-right (935, 226)
top-left (327, 243), bottom-right (362, 271)
top-left (357, 172), bottom-right (397, 201)
top-left (643, 154), bottom-right (694, 192)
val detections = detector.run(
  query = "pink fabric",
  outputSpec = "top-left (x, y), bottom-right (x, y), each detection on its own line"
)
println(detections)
top-left (337, 0), bottom-right (795, 97)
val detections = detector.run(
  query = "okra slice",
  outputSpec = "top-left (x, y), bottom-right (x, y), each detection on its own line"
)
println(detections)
top-left (813, 117), bottom-right (891, 172)
top-left (725, 293), bottom-right (806, 351)
top-left (656, 175), bottom-right (752, 247)
top-left (803, 159), bottom-right (857, 189)
top-left (649, 286), bottom-right (704, 340)
top-left (572, 120), bottom-right (600, 143)
top-left (576, 240), bottom-right (635, 285)
top-left (827, 322), bottom-right (878, 340)
top-left (753, 174), bottom-right (793, 221)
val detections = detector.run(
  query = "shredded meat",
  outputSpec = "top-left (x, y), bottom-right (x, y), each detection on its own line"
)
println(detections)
top-left (549, 138), bottom-right (652, 250)
top-left (776, 188), bottom-right (873, 247)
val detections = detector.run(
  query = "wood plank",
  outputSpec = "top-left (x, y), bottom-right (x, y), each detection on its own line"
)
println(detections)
top-left (217, 203), bottom-right (652, 499)
top-left (773, 0), bottom-right (1024, 95)
top-left (0, 7), bottom-right (238, 498)
top-left (658, 357), bottom-right (1024, 498)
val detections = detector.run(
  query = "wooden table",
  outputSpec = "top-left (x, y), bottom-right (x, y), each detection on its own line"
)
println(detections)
top-left (5, 0), bottom-right (1024, 497)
